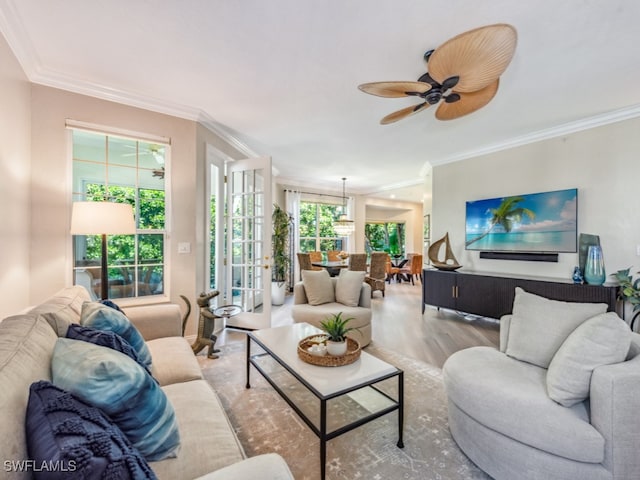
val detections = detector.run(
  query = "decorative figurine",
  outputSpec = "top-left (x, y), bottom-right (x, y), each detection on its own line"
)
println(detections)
top-left (572, 266), bottom-right (584, 284)
top-left (191, 290), bottom-right (222, 359)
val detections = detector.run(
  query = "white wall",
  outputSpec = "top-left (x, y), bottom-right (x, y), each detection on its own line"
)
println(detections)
top-left (432, 118), bottom-right (640, 290)
top-left (0, 33), bottom-right (31, 318)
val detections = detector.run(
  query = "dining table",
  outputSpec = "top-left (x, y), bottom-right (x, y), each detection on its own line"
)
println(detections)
top-left (311, 260), bottom-right (349, 276)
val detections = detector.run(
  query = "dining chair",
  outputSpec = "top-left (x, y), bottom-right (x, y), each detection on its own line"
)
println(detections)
top-left (399, 253), bottom-right (423, 285)
top-left (384, 253), bottom-right (400, 283)
top-left (327, 250), bottom-right (341, 261)
top-left (365, 252), bottom-right (387, 297)
top-left (308, 251), bottom-right (323, 264)
top-left (297, 253), bottom-right (322, 276)
top-left (349, 253), bottom-right (368, 272)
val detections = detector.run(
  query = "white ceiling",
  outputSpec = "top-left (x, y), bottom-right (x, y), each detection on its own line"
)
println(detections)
top-left (2, 0), bottom-right (640, 203)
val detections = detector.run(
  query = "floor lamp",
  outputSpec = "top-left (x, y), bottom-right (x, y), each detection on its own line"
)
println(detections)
top-left (70, 202), bottom-right (136, 300)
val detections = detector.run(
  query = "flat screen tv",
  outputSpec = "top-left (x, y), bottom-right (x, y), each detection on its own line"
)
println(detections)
top-left (465, 188), bottom-right (577, 253)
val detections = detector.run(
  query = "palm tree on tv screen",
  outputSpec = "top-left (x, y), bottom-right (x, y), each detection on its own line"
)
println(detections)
top-left (465, 196), bottom-right (535, 247)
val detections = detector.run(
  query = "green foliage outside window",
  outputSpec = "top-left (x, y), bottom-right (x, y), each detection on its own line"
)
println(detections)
top-left (299, 201), bottom-right (343, 252)
top-left (365, 222), bottom-right (405, 256)
top-left (83, 184), bottom-right (165, 263)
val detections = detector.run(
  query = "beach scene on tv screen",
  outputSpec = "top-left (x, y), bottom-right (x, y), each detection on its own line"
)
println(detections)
top-left (465, 188), bottom-right (577, 252)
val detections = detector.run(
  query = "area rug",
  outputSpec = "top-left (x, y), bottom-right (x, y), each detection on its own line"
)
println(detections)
top-left (197, 340), bottom-right (491, 480)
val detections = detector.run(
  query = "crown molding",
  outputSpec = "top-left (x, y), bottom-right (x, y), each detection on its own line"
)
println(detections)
top-left (360, 178), bottom-right (425, 197)
top-left (421, 103), bottom-right (640, 173)
top-left (0, 0), bottom-right (261, 159)
top-left (0, 0), bottom-right (40, 77)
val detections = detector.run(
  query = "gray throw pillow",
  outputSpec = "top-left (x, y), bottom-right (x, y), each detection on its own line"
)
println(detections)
top-left (547, 312), bottom-right (631, 407)
top-left (335, 269), bottom-right (366, 307)
top-left (301, 269), bottom-right (335, 305)
top-left (505, 287), bottom-right (608, 368)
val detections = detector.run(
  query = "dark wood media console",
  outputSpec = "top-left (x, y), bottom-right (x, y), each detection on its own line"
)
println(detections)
top-left (422, 269), bottom-right (619, 319)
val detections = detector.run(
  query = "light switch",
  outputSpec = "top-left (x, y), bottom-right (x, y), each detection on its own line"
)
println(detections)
top-left (178, 242), bottom-right (191, 254)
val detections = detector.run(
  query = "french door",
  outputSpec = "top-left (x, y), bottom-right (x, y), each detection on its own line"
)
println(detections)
top-left (208, 155), bottom-right (272, 330)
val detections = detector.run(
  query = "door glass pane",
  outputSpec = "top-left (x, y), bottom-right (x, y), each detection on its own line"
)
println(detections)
top-left (229, 167), bottom-right (266, 315)
top-left (209, 163), bottom-right (220, 290)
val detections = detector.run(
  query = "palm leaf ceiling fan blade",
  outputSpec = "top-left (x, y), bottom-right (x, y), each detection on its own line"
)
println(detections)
top-left (428, 23), bottom-right (517, 93)
top-left (435, 80), bottom-right (499, 120)
top-left (381, 102), bottom-right (430, 124)
top-left (358, 81), bottom-right (431, 98)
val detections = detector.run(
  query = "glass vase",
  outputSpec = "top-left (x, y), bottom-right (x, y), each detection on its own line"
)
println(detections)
top-left (584, 245), bottom-right (606, 285)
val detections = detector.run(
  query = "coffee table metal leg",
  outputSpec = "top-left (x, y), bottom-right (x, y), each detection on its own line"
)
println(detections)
top-left (397, 371), bottom-right (404, 448)
top-left (245, 335), bottom-right (251, 389)
top-left (320, 399), bottom-right (327, 480)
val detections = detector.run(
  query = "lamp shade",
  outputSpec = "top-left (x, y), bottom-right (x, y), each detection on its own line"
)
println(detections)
top-left (70, 202), bottom-right (136, 235)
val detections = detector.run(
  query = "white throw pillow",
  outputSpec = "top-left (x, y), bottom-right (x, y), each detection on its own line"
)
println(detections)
top-left (547, 312), bottom-right (631, 406)
top-left (301, 269), bottom-right (335, 305)
top-left (505, 287), bottom-right (608, 368)
top-left (335, 269), bottom-right (366, 307)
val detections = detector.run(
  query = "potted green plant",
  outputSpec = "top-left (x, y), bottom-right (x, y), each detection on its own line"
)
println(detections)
top-left (612, 268), bottom-right (640, 330)
top-left (319, 312), bottom-right (358, 356)
top-left (271, 203), bottom-right (292, 305)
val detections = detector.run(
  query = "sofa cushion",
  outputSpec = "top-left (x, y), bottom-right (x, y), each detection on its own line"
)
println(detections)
top-left (52, 338), bottom-right (180, 461)
top-left (149, 380), bottom-right (245, 479)
top-left (506, 287), bottom-right (608, 368)
top-left (24, 286), bottom-right (91, 336)
top-left (66, 323), bottom-right (154, 379)
top-left (81, 301), bottom-right (152, 368)
top-left (301, 269), bottom-right (335, 305)
top-left (335, 269), bottom-right (366, 307)
top-left (26, 380), bottom-right (156, 479)
top-left (547, 312), bottom-right (631, 406)
top-left (443, 346), bottom-right (605, 463)
top-left (0, 315), bottom-right (59, 471)
top-left (193, 454), bottom-right (294, 480)
top-left (147, 336), bottom-right (204, 386)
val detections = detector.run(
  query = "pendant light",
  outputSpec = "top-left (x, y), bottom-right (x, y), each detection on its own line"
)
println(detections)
top-left (333, 177), bottom-right (355, 236)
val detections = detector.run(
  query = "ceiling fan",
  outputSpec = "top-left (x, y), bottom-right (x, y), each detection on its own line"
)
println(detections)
top-left (358, 24), bottom-right (517, 124)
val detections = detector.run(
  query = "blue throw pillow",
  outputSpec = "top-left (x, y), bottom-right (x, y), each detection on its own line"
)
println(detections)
top-left (80, 301), bottom-right (152, 369)
top-left (52, 338), bottom-right (180, 461)
top-left (100, 299), bottom-right (124, 312)
top-left (66, 323), bottom-right (154, 380)
top-left (26, 380), bottom-right (157, 479)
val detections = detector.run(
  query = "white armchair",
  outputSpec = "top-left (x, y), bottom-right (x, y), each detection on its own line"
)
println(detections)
top-left (291, 271), bottom-right (372, 347)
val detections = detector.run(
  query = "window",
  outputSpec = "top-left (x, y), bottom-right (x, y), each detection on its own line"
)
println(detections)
top-left (299, 201), bottom-right (344, 252)
top-left (365, 222), bottom-right (405, 257)
top-left (71, 128), bottom-right (168, 300)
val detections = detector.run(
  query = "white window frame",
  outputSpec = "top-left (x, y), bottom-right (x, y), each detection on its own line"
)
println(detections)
top-left (67, 120), bottom-right (172, 305)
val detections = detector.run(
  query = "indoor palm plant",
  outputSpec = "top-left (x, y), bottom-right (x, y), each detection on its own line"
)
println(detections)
top-left (271, 204), bottom-right (292, 305)
top-left (319, 312), bottom-right (357, 355)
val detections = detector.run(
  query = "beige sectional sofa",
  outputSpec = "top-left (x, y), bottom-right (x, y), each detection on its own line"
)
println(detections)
top-left (0, 286), bottom-right (293, 479)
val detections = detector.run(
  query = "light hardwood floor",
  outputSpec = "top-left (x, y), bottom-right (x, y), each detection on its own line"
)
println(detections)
top-left (216, 279), bottom-right (500, 369)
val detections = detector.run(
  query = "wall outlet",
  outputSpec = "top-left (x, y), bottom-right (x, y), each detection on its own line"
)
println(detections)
top-left (178, 242), bottom-right (191, 254)
top-left (637, 244), bottom-right (640, 256)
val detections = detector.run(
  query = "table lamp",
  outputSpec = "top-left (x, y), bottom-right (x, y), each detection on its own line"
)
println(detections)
top-left (70, 201), bottom-right (136, 300)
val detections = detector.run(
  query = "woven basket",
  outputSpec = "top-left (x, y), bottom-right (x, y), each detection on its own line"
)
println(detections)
top-left (297, 335), bottom-right (361, 367)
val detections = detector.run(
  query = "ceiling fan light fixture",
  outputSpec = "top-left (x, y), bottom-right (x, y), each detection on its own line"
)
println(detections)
top-left (333, 177), bottom-right (355, 236)
top-left (358, 23), bottom-right (517, 124)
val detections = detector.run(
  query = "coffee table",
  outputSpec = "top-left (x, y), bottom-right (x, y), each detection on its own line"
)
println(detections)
top-left (246, 323), bottom-right (404, 480)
